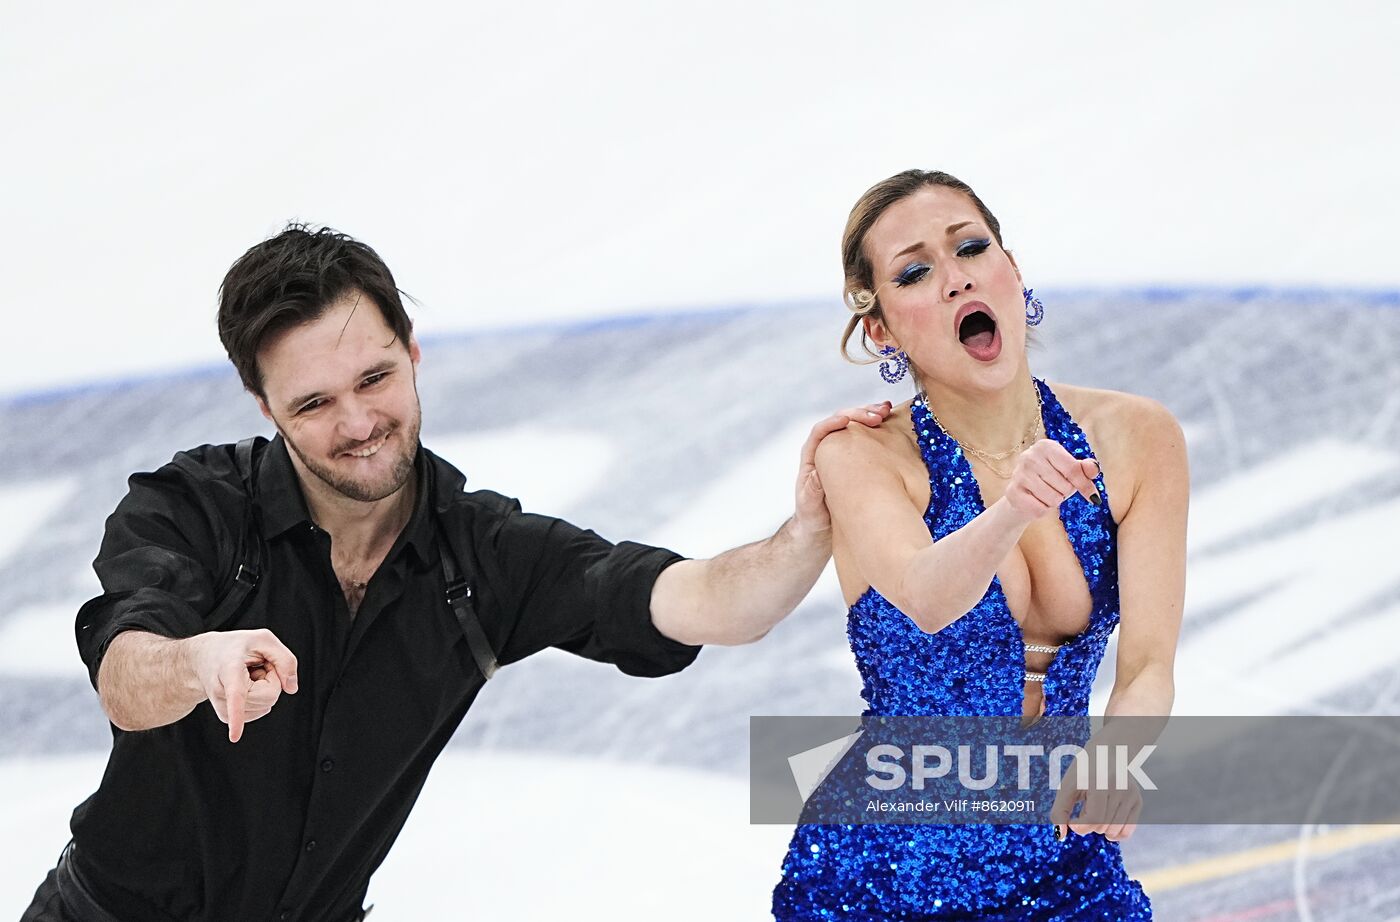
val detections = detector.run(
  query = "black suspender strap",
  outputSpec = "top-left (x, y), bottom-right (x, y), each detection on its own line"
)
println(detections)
top-left (208, 437), bottom-right (263, 631)
top-left (437, 531), bottom-right (499, 681)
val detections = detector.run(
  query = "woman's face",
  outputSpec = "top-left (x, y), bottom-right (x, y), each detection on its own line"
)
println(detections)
top-left (862, 185), bottom-right (1025, 393)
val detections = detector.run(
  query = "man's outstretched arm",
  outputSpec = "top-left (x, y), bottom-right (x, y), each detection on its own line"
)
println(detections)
top-left (649, 401), bottom-right (891, 646)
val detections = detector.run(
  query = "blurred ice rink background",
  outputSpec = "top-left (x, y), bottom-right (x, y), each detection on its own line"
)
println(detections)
top-left (3, 2), bottom-right (1399, 919)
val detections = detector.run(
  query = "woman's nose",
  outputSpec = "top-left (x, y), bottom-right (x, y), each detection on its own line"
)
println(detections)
top-left (945, 279), bottom-right (974, 300)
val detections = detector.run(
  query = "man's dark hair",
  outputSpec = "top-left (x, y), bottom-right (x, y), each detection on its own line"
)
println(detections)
top-left (217, 223), bottom-right (414, 398)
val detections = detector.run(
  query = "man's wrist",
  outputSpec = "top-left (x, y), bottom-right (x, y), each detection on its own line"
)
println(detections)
top-left (782, 514), bottom-right (832, 554)
top-left (174, 634), bottom-right (209, 701)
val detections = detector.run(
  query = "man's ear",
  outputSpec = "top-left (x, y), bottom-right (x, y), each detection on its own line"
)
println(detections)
top-left (253, 392), bottom-right (274, 424)
top-left (408, 334), bottom-right (421, 367)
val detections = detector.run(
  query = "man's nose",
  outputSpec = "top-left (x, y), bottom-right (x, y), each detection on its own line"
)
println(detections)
top-left (338, 397), bottom-right (377, 442)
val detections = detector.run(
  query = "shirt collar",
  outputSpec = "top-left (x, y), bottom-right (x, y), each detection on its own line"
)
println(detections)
top-left (257, 434), bottom-right (443, 565)
top-left (423, 443), bottom-right (468, 513)
top-left (257, 435), bottom-right (312, 539)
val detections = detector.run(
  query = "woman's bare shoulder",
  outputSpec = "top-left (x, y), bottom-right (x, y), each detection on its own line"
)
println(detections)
top-left (1049, 381), bottom-right (1179, 434)
top-left (814, 402), bottom-right (924, 483)
top-left (1048, 382), bottom-right (1184, 521)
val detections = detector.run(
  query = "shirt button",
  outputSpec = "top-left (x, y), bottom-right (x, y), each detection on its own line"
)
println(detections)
top-left (321, 758), bottom-right (335, 773)
top-left (305, 839), bottom-right (317, 853)
top-left (279, 912), bottom-right (291, 921)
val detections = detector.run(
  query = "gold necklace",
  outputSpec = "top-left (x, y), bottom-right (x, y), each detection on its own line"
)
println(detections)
top-left (918, 381), bottom-right (1044, 479)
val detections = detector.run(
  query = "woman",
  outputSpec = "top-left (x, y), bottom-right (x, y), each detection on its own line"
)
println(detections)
top-left (772, 170), bottom-right (1187, 919)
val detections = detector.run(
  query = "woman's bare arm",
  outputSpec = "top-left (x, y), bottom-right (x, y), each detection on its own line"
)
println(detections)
top-left (816, 411), bottom-right (1103, 633)
top-left (1105, 397), bottom-right (1190, 718)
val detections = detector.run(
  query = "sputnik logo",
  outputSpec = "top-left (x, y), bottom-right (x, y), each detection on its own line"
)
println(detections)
top-left (787, 730), bottom-right (865, 802)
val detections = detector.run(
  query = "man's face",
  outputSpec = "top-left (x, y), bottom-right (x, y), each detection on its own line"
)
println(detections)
top-left (254, 290), bottom-right (422, 504)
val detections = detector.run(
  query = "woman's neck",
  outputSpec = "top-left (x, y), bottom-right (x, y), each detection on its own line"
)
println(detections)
top-left (920, 367), bottom-right (1040, 453)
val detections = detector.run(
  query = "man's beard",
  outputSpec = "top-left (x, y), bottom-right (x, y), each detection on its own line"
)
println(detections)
top-left (285, 407), bottom-right (422, 503)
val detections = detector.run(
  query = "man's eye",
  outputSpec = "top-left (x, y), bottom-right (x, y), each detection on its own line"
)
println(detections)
top-left (893, 264), bottom-right (931, 288)
top-left (362, 372), bottom-right (389, 387)
top-left (297, 399), bottom-right (325, 415)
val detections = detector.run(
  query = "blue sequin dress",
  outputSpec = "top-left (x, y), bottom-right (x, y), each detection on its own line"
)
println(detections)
top-left (772, 377), bottom-right (1153, 920)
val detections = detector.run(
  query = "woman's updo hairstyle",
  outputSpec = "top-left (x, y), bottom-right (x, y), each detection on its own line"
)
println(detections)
top-left (841, 170), bottom-right (1006, 363)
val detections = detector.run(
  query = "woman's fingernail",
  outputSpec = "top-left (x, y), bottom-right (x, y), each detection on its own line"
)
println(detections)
top-left (1089, 492), bottom-right (1101, 506)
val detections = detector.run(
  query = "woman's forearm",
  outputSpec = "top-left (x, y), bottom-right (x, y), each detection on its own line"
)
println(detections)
top-left (896, 495), bottom-right (1031, 633)
top-left (1104, 663), bottom-right (1175, 719)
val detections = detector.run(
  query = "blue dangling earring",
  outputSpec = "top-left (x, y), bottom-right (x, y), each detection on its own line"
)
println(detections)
top-left (878, 345), bottom-right (909, 384)
top-left (1023, 288), bottom-right (1044, 326)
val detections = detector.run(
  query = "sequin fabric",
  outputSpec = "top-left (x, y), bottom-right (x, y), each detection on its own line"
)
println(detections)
top-left (773, 377), bottom-right (1153, 920)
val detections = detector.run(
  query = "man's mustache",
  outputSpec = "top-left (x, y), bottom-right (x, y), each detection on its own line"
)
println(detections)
top-left (334, 424), bottom-right (396, 456)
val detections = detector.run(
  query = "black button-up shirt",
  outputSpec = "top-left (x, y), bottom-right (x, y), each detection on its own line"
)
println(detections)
top-left (70, 435), bottom-right (700, 922)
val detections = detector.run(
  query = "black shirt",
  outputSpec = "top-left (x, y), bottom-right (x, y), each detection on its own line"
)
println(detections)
top-left (70, 435), bottom-right (700, 922)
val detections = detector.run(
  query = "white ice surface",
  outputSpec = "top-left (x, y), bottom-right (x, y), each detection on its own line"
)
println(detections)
top-left (0, 480), bottom-right (75, 566)
top-left (425, 426), bottom-right (617, 517)
top-left (0, 752), bottom-right (792, 921)
top-left (0, 604), bottom-right (92, 681)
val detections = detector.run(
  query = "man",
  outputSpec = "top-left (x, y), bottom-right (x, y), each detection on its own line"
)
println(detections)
top-left (22, 225), bottom-right (891, 921)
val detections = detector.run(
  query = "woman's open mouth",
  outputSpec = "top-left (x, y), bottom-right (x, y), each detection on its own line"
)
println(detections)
top-left (956, 303), bottom-right (1001, 362)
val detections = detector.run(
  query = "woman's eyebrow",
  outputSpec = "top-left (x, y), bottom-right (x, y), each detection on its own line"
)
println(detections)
top-left (886, 221), bottom-right (976, 270)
